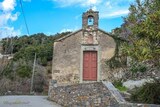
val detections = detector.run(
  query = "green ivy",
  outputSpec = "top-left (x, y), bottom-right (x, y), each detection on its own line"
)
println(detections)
top-left (106, 38), bottom-right (127, 69)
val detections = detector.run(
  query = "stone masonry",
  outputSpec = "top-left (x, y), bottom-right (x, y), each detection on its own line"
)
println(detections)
top-left (52, 29), bottom-right (116, 85)
top-left (51, 9), bottom-right (117, 85)
top-left (49, 81), bottom-right (160, 107)
top-left (49, 82), bottom-right (119, 107)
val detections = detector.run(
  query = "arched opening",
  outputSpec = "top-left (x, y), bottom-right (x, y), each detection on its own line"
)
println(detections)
top-left (88, 15), bottom-right (94, 26)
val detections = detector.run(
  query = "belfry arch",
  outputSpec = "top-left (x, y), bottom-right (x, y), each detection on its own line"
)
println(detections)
top-left (82, 9), bottom-right (99, 29)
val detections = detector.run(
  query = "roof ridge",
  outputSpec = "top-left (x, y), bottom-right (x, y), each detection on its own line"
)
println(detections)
top-left (55, 29), bottom-right (82, 42)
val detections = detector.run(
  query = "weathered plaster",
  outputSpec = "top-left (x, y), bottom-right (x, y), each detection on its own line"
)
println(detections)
top-left (52, 29), bottom-right (116, 85)
top-left (52, 9), bottom-right (116, 85)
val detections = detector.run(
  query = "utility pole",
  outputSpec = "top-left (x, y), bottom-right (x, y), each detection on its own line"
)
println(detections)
top-left (30, 53), bottom-right (36, 94)
top-left (10, 36), bottom-right (13, 55)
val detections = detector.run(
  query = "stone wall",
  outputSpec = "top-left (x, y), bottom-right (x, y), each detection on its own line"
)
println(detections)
top-left (52, 31), bottom-right (82, 85)
top-left (49, 81), bottom-right (160, 107)
top-left (49, 82), bottom-right (118, 107)
top-left (97, 30), bottom-right (116, 81)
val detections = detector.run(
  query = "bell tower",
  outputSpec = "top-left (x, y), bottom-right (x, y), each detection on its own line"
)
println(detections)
top-left (82, 9), bottom-right (99, 45)
top-left (82, 9), bottom-right (99, 29)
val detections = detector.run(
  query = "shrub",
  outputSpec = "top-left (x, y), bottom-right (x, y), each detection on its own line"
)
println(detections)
top-left (33, 72), bottom-right (46, 93)
top-left (113, 80), bottom-right (127, 92)
top-left (130, 62), bottom-right (147, 73)
top-left (40, 57), bottom-right (47, 66)
top-left (131, 79), bottom-right (160, 104)
top-left (16, 65), bottom-right (32, 78)
top-left (1, 61), bottom-right (14, 80)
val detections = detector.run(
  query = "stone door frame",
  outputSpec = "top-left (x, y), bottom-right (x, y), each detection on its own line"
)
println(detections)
top-left (80, 45), bottom-right (101, 83)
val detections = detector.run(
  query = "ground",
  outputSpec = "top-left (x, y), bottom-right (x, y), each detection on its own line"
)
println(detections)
top-left (0, 96), bottom-right (61, 107)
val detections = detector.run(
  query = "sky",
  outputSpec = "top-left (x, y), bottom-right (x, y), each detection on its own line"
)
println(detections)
top-left (0, 0), bottom-right (135, 39)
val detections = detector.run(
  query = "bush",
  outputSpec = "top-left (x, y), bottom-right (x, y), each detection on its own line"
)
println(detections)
top-left (33, 72), bottom-right (46, 93)
top-left (113, 80), bottom-right (127, 92)
top-left (1, 61), bottom-right (14, 80)
top-left (130, 62), bottom-right (147, 73)
top-left (40, 57), bottom-right (47, 66)
top-left (131, 79), bottom-right (160, 104)
top-left (16, 65), bottom-right (32, 78)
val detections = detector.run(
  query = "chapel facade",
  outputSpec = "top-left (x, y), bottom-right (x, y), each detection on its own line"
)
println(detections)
top-left (52, 9), bottom-right (116, 85)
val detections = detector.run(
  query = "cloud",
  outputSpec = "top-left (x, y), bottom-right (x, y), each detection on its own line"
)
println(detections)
top-left (105, 1), bottom-right (112, 9)
top-left (0, 0), bottom-right (21, 39)
top-left (81, 0), bottom-right (102, 7)
top-left (0, 0), bottom-right (17, 23)
top-left (52, 0), bottom-right (134, 18)
top-left (108, 10), bottom-right (129, 17)
top-left (0, 12), bottom-right (20, 26)
top-left (96, 0), bottom-right (134, 18)
top-left (60, 27), bottom-right (79, 33)
top-left (52, 0), bottom-right (102, 7)
top-left (0, 27), bottom-right (21, 39)
top-left (23, 0), bottom-right (31, 2)
top-left (1, 0), bottom-right (16, 11)
top-left (9, 12), bottom-right (20, 21)
top-left (92, 6), bottom-right (97, 11)
top-left (100, 10), bottom-right (130, 18)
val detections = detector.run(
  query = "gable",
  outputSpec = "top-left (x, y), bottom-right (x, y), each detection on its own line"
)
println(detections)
top-left (55, 29), bottom-right (119, 42)
top-left (55, 29), bottom-right (82, 42)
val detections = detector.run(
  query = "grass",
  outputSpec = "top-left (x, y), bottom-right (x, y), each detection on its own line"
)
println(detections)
top-left (116, 85), bottom-right (127, 92)
top-left (113, 80), bottom-right (127, 92)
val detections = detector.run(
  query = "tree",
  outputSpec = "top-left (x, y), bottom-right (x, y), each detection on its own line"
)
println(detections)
top-left (119, 0), bottom-right (160, 66)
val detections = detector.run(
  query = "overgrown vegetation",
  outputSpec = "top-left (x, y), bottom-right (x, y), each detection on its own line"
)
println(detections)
top-left (106, 38), bottom-right (127, 69)
top-left (1, 32), bottom-right (71, 78)
top-left (0, 32), bottom-right (71, 94)
top-left (112, 0), bottom-right (160, 104)
top-left (119, 0), bottom-right (160, 66)
top-left (2, 32), bottom-right (71, 63)
top-left (113, 80), bottom-right (127, 92)
top-left (129, 62), bottom-right (147, 73)
top-left (16, 65), bottom-right (32, 78)
top-left (2, 61), bottom-right (14, 80)
top-left (130, 79), bottom-right (160, 104)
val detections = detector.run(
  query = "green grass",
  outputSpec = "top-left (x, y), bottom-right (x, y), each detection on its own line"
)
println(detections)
top-left (116, 85), bottom-right (127, 92)
top-left (113, 80), bottom-right (128, 92)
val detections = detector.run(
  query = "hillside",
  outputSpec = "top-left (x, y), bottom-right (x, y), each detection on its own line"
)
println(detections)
top-left (0, 32), bottom-right (71, 95)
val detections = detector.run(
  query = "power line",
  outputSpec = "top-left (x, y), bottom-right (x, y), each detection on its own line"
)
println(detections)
top-left (19, 0), bottom-right (30, 35)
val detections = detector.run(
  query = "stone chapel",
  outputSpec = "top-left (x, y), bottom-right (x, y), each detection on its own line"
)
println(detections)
top-left (52, 9), bottom-right (117, 85)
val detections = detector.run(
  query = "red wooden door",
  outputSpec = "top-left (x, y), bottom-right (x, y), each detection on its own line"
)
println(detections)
top-left (83, 51), bottom-right (97, 81)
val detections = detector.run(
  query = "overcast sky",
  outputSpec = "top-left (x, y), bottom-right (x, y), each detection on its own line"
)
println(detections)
top-left (0, 0), bottom-right (135, 39)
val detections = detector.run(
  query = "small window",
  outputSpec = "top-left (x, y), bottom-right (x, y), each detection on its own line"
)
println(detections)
top-left (88, 16), bottom-right (94, 26)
